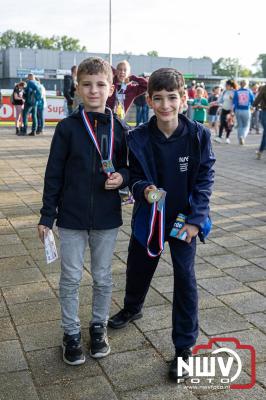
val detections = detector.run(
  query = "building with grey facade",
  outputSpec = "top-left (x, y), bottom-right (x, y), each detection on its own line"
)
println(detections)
top-left (0, 48), bottom-right (214, 90)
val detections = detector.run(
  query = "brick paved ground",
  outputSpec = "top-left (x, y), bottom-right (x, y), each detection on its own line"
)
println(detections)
top-left (0, 126), bottom-right (265, 399)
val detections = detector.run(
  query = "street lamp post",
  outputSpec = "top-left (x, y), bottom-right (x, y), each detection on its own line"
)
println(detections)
top-left (235, 32), bottom-right (240, 81)
top-left (109, 0), bottom-right (112, 65)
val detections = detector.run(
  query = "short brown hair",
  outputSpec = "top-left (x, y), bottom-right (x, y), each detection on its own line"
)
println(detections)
top-left (148, 68), bottom-right (185, 97)
top-left (77, 57), bottom-right (113, 83)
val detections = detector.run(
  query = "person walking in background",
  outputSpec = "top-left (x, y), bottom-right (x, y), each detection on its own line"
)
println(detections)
top-left (107, 60), bottom-right (147, 120)
top-left (192, 87), bottom-right (209, 124)
top-left (253, 84), bottom-right (266, 159)
top-left (250, 83), bottom-right (261, 135)
top-left (63, 65), bottom-right (77, 116)
top-left (21, 74), bottom-right (42, 136)
top-left (233, 80), bottom-right (254, 145)
top-left (35, 78), bottom-right (47, 134)
top-left (134, 92), bottom-right (149, 126)
top-left (188, 80), bottom-right (196, 99)
top-left (214, 79), bottom-right (237, 144)
top-left (12, 81), bottom-right (26, 135)
top-left (208, 86), bottom-right (221, 136)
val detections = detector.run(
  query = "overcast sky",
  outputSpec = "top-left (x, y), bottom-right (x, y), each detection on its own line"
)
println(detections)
top-left (1, 0), bottom-right (265, 70)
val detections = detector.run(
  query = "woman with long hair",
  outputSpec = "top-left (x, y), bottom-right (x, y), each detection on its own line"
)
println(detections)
top-left (214, 79), bottom-right (237, 144)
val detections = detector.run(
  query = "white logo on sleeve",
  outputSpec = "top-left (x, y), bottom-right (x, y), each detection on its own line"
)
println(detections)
top-left (179, 156), bottom-right (189, 172)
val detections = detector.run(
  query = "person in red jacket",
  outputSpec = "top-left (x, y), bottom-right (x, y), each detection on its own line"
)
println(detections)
top-left (107, 60), bottom-right (148, 119)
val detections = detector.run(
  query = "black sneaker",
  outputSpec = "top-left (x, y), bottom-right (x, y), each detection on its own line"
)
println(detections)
top-left (168, 348), bottom-right (192, 381)
top-left (108, 309), bottom-right (143, 329)
top-left (89, 323), bottom-right (110, 358)
top-left (28, 131), bottom-right (36, 136)
top-left (62, 332), bottom-right (85, 366)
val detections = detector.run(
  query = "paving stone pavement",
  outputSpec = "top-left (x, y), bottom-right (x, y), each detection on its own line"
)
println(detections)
top-left (0, 126), bottom-right (265, 399)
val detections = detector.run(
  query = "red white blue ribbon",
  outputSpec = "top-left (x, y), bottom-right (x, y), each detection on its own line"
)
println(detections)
top-left (147, 201), bottom-right (165, 258)
top-left (80, 107), bottom-right (114, 175)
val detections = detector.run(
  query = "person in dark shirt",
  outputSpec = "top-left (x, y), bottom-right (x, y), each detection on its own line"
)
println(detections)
top-left (63, 65), bottom-right (77, 116)
top-left (253, 84), bottom-right (266, 159)
top-left (109, 68), bottom-right (215, 381)
top-left (208, 86), bottom-right (221, 136)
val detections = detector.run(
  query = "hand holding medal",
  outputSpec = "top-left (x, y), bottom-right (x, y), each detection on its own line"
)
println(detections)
top-left (144, 185), bottom-right (167, 258)
top-left (144, 186), bottom-right (166, 210)
top-left (144, 185), bottom-right (158, 202)
top-left (105, 172), bottom-right (123, 190)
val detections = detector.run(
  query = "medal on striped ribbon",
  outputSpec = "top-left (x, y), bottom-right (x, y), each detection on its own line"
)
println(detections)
top-left (81, 107), bottom-right (115, 176)
top-left (147, 198), bottom-right (165, 258)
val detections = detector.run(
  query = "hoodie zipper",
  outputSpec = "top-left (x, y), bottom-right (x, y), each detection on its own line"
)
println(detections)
top-left (89, 119), bottom-right (97, 227)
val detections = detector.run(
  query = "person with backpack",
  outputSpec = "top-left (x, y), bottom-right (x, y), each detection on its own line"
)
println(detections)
top-left (12, 81), bottom-right (26, 135)
top-left (21, 74), bottom-right (42, 136)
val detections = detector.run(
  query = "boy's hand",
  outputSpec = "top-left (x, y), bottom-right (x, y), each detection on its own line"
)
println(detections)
top-left (105, 172), bottom-right (123, 190)
top-left (38, 225), bottom-right (50, 244)
top-left (178, 223), bottom-right (199, 244)
top-left (144, 185), bottom-right (157, 202)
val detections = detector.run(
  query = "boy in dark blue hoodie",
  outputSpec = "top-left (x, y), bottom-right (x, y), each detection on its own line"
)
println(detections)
top-left (109, 68), bottom-right (215, 381)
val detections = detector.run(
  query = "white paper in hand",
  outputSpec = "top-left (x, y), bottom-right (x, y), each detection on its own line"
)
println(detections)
top-left (44, 230), bottom-right (58, 264)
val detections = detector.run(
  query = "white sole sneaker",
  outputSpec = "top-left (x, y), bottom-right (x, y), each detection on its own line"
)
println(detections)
top-left (62, 344), bottom-right (86, 365)
top-left (89, 346), bottom-right (111, 359)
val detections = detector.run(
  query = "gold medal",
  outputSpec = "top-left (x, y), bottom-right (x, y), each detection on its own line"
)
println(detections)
top-left (147, 190), bottom-right (163, 204)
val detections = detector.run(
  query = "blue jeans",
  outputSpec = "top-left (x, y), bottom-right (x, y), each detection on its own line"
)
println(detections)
top-left (259, 110), bottom-right (266, 152)
top-left (58, 227), bottom-right (118, 335)
top-left (235, 109), bottom-right (251, 140)
top-left (136, 104), bottom-right (149, 126)
top-left (124, 235), bottom-right (198, 349)
top-left (251, 109), bottom-right (260, 131)
top-left (37, 105), bottom-right (44, 131)
top-left (22, 103), bottom-right (37, 132)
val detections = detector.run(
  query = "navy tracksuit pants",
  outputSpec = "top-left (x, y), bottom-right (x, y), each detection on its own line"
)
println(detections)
top-left (124, 235), bottom-right (198, 350)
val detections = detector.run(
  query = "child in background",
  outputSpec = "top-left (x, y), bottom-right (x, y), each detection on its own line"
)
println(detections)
top-left (192, 87), bottom-right (209, 124)
top-left (107, 60), bottom-right (147, 119)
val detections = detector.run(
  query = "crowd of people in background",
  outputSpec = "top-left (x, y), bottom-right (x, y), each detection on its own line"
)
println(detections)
top-left (185, 78), bottom-right (266, 158)
top-left (2, 60), bottom-right (265, 160)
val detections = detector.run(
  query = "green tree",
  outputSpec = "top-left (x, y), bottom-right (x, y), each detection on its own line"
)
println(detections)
top-left (239, 67), bottom-right (252, 77)
top-left (213, 57), bottom-right (239, 76)
top-left (0, 30), bottom-right (87, 51)
top-left (256, 54), bottom-right (266, 77)
top-left (147, 50), bottom-right (158, 57)
top-left (213, 57), bottom-right (253, 77)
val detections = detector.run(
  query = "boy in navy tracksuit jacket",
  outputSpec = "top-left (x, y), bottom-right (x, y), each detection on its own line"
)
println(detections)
top-left (109, 68), bottom-right (215, 381)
